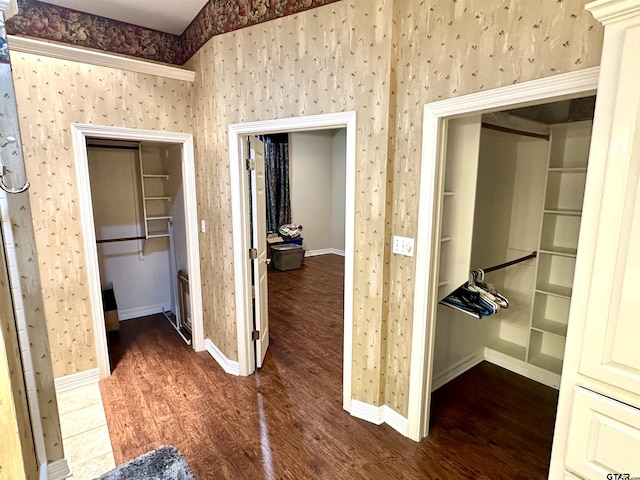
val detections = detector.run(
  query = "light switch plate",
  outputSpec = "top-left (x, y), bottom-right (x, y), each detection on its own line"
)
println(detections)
top-left (201, 220), bottom-right (206, 233)
top-left (392, 235), bottom-right (414, 257)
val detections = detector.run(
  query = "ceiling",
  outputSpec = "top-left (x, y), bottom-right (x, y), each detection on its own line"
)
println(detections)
top-left (40, 0), bottom-right (209, 35)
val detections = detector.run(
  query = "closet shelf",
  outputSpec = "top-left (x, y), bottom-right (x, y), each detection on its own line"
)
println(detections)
top-left (538, 247), bottom-right (578, 258)
top-left (543, 208), bottom-right (582, 216)
top-left (528, 352), bottom-right (563, 375)
top-left (147, 232), bottom-right (170, 238)
top-left (535, 284), bottom-right (573, 300)
top-left (547, 167), bottom-right (587, 173)
top-left (145, 196), bottom-right (172, 201)
top-left (531, 320), bottom-right (568, 338)
top-left (438, 280), bottom-right (449, 288)
top-left (443, 191), bottom-right (455, 197)
top-left (147, 215), bottom-right (173, 221)
top-left (440, 237), bottom-right (452, 243)
top-left (486, 339), bottom-right (527, 362)
top-left (143, 174), bottom-right (170, 179)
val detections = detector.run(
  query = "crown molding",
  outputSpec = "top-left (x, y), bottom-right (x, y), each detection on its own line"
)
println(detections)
top-left (7, 35), bottom-right (195, 82)
top-left (586, 0), bottom-right (640, 24)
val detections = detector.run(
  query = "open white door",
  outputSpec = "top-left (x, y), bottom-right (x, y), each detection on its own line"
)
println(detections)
top-left (248, 136), bottom-right (270, 368)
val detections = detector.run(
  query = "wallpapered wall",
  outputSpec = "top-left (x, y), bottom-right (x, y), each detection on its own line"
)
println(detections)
top-left (187, 0), bottom-right (395, 405)
top-left (7, 0), bottom-right (183, 64)
top-left (10, 52), bottom-right (195, 379)
top-left (6, 0), bottom-right (341, 65)
top-left (2, 16), bottom-right (63, 464)
top-left (187, 0), bottom-right (603, 413)
top-left (9, 0), bottom-right (604, 423)
top-left (383, 0), bottom-right (603, 414)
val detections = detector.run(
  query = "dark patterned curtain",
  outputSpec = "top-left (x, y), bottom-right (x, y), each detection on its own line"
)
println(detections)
top-left (260, 134), bottom-right (291, 233)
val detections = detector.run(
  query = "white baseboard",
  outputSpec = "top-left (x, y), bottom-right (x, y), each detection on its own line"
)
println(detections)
top-left (204, 339), bottom-right (240, 376)
top-left (118, 303), bottom-right (173, 321)
top-left (305, 248), bottom-right (345, 257)
top-left (350, 400), bottom-right (409, 437)
top-left (484, 347), bottom-right (560, 389)
top-left (431, 352), bottom-right (485, 392)
top-left (46, 457), bottom-right (71, 480)
top-left (54, 368), bottom-right (100, 393)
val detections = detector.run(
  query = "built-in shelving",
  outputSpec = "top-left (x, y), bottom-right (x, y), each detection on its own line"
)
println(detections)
top-left (525, 120), bottom-right (592, 380)
top-left (139, 148), bottom-right (172, 241)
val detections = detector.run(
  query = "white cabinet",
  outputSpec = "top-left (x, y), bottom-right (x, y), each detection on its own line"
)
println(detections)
top-left (550, 2), bottom-right (640, 479)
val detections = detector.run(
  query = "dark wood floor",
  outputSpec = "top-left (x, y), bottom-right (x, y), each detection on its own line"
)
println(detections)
top-left (100, 254), bottom-right (558, 479)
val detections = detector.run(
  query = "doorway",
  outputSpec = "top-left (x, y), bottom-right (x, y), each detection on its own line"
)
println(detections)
top-left (71, 124), bottom-right (204, 379)
top-left (229, 112), bottom-right (356, 411)
top-left (406, 67), bottom-right (600, 441)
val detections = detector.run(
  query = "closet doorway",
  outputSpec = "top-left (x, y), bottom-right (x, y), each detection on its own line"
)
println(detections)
top-left (407, 67), bottom-right (600, 442)
top-left (229, 112), bottom-right (356, 411)
top-left (72, 125), bottom-right (203, 379)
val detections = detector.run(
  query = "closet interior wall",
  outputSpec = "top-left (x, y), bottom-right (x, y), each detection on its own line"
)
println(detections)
top-left (432, 113), bottom-right (592, 392)
top-left (88, 143), bottom-right (184, 322)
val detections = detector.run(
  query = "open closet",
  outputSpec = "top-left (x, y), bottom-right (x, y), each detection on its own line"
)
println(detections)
top-left (432, 96), bottom-right (595, 393)
top-left (87, 140), bottom-right (191, 348)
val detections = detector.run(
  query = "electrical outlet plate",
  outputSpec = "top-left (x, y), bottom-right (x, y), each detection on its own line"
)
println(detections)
top-left (392, 235), bottom-right (414, 257)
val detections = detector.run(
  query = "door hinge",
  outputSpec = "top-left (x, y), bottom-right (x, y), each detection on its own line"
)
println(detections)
top-left (249, 248), bottom-right (258, 259)
top-left (252, 330), bottom-right (260, 341)
top-left (246, 158), bottom-right (255, 171)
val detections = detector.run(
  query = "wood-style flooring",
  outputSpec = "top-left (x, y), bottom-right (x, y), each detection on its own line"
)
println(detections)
top-left (100, 254), bottom-right (558, 479)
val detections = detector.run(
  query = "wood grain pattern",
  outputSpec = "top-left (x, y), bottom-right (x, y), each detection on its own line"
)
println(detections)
top-left (9, 0), bottom-right (607, 438)
top-left (100, 255), bottom-right (558, 479)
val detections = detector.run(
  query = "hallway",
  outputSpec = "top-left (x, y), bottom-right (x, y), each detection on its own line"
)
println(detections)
top-left (99, 254), bottom-right (558, 479)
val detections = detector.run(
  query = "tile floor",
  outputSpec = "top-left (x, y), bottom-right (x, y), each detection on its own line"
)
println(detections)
top-left (56, 383), bottom-right (115, 479)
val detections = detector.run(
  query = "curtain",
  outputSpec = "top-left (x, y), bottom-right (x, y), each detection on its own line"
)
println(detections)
top-left (260, 134), bottom-right (291, 233)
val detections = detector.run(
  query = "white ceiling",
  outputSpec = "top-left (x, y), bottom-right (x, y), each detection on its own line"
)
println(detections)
top-left (40, 0), bottom-right (209, 35)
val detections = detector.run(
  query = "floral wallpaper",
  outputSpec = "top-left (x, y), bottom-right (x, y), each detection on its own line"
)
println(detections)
top-left (181, 0), bottom-right (342, 62)
top-left (6, 0), bottom-right (183, 64)
top-left (1, 13), bottom-right (64, 464)
top-left (5, 0), bottom-right (342, 65)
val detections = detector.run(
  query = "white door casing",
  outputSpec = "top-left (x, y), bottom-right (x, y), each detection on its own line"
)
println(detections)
top-left (228, 112), bottom-right (356, 412)
top-left (248, 136), bottom-right (270, 368)
top-left (71, 124), bottom-right (204, 379)
top-left (407, 68), bottom-right (600, 441)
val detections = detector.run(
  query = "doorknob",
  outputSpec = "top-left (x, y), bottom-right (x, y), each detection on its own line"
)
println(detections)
top-left (261, 258), bottom-right (271, 265)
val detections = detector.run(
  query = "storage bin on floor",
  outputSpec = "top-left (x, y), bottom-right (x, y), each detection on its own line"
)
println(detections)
top-left (271, 244), bottom-right (304, 271)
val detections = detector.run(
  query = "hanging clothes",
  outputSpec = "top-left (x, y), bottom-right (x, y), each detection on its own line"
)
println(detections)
top-left (439, 269), bottom-right (509, 318)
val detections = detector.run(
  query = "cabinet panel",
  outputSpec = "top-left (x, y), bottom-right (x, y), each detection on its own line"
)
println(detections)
top-left (565, 387), bottom-right (640, 480)
top-left (578, 34), bottom-right (640, 396)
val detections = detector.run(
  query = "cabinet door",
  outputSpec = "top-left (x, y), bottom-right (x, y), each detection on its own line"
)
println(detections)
top-left (577, 26), bottom-right (640, 398)
top-left (565, 387), bottom-right (640, 479)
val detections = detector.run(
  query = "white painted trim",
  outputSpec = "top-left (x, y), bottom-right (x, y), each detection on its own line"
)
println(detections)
top-left (350, 399), bottom-right (384, 425)
top-left (71, 124), bottom-right (204, 379)
top-left (118, 303), bottom-right (173, 321)
top-left (0, 0), bottom-right (17, 17)
top-left (54, 368), bottom-right (100, 394)
top-left (349, 400), bottom-right (409, 437)
top-left (430, 353), bottom-right (484, 392)
top-left (484, 348), bottom-right (561, 390)
top-left (383, 406), bottom-right (409, 437)
top-left (407, 67), bottom-right (600, 442)
top-left (7, 35), bottom-right (195, 82)
top-left (228, 112), bottom-right (357, 413)
top-left (204, 339), bottom-right (240, 376)
top-left (47, 458), bottom-right (71, 480)
top-left (586, 0), bottom-right (640, 24)
top-left (304, 248), bottom-right (345, 257)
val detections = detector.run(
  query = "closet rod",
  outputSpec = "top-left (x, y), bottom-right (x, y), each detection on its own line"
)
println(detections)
top-left (481, 122), bottom-right (550, 141)
top-left (480, 251), bottom-right (537, 274)
top-left (96, 236), bottom-right (146, 244)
